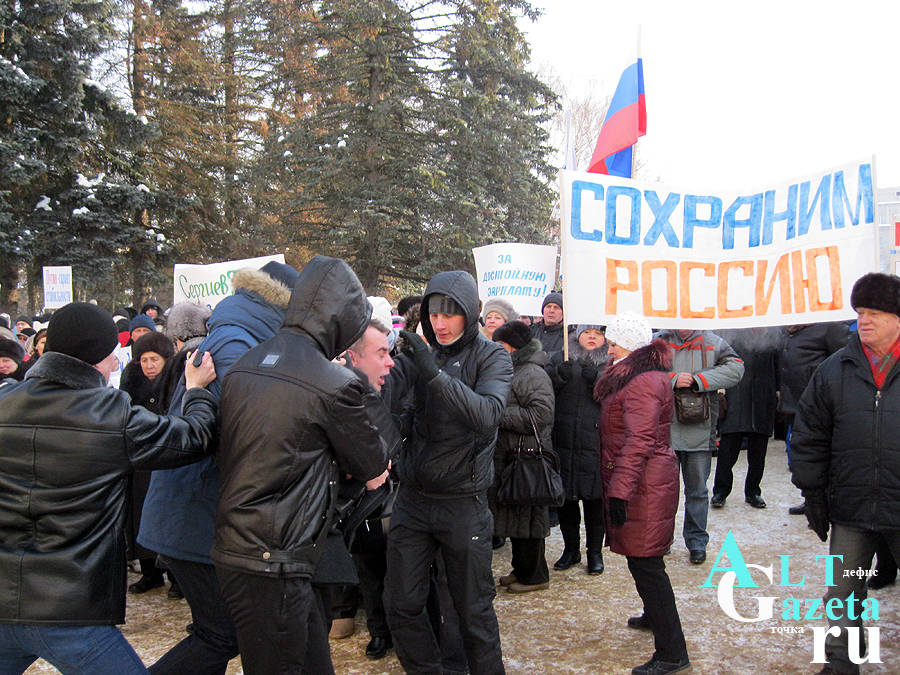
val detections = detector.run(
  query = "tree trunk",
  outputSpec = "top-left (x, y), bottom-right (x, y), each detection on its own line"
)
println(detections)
top-left (0, 256), bottom-right (19, 317)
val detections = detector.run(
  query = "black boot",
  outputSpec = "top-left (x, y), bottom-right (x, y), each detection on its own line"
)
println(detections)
top-left (587, 549), bottom-right (604, 575)
top-left (553, 549), bottom-right (581, 570)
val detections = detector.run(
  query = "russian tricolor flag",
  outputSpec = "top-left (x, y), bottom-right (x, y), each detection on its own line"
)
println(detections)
top-left (587, 58), bottom-right (646, 178)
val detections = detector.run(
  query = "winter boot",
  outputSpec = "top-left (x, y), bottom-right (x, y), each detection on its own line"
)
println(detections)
top-left (553, 549), bottom-right (581, 570)
top-left (587, 549), bottom-right (604, 575)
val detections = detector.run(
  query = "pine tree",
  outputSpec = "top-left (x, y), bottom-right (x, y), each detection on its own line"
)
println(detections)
top-left (251, 0), bottom-right (556, 292)
top-left (0, 0), bottom-right (158, 312)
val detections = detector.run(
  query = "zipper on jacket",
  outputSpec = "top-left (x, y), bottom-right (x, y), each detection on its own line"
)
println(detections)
top-left (873, 389), bottom-right (882, 524)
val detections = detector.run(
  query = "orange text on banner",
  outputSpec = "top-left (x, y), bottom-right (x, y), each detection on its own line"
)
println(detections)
top-left (605, 246), bottom-right (842, 319)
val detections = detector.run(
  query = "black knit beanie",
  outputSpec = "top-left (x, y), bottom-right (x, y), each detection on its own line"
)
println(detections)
top-left (492, 320), bottom-right (532, 350)
top-left (851, 273), bottom-right (900, 317)
top-left (46, 302), bottom-right (119, 364)
top-left (542, 291), bottom-right (563, 311)
top-left (0, 338), bottom-right (24, 364)
top-left (260, 261), bottom-right (301, 290)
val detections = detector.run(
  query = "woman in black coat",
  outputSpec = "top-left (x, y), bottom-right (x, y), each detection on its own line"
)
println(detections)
top-left (120, 330), bottom-right (175, 594)
top-left (548, 325), bottom-right (609, 574)
top-left (492, 322), bottom-right (556, 594)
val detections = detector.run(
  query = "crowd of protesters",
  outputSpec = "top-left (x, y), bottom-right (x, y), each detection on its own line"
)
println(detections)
top-left (1, 260), bottom-right (899, 675)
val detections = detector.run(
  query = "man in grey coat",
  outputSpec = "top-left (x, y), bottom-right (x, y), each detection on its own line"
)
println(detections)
top-left (655, 329), bottom-right (744, 564)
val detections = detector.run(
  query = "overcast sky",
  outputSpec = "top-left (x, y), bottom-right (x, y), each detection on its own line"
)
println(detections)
top-left (522, 0), bottom-right (900, 190)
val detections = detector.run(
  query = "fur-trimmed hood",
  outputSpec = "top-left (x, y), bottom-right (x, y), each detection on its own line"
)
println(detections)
top-left (232, 267), bottom-right (293, 310)
top-left (593, 339), bottom-right (671, 402)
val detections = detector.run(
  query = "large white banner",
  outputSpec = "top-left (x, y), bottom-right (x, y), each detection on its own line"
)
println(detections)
top-left (43, 266), bottom-right (73, 309)
top-left (561, 159), bottom-right (878, 328)
top-left (472, 242), bottom-right (558, 317)
top-left (173, 254), bottom-right (285, 309)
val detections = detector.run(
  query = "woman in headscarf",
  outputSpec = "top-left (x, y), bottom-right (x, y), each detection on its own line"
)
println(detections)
top-left (593, 313), bottom-right (690, 675)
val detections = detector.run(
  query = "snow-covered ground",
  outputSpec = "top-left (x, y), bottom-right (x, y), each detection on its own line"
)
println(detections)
top-left (25, 440), bottom-right (900, 674)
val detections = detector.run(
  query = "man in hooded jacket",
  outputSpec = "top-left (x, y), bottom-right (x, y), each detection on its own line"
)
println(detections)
top-left (384, 270), bottom-right (513, 675)
top-left (138, 261), bottom-right (299, 674)
top-left (212, 256), bottom-right (390, 674)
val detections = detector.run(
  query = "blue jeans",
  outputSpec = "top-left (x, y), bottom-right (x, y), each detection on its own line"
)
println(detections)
top-left (823, 524), bottom-right (900, 674)
top-left (676, 450), bottom-right (711, 552)
top-left (0, 624), bottom-right (147, 675)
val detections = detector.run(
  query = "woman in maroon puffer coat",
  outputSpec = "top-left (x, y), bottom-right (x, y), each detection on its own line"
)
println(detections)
top-left (593, 312), bottom-right (690, 675)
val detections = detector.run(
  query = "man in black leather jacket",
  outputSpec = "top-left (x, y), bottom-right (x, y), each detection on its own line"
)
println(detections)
top-left (212, 257), bottom-right (389, 674)
top-left (384, 270), bottom-right (513, 675)
top-left (0, 302), bottom-right (218, 674)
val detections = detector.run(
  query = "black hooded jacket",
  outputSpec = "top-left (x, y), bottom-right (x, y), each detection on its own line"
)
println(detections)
top-left (212, 257), bottom-right (389, 577)
top-left (389, 271), bottom-right (513, 497)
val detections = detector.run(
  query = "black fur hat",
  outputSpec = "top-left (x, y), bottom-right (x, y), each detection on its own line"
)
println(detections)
top-left (492, 320), bottom-right (532, 350)
top-left (131, 330), bottom-right (175, 361)
top-left (851, 273), bottom-right (900, 317)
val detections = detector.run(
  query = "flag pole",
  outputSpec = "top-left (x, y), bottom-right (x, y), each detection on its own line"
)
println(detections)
top-left (632, 25), bottom-right (642, 179)
top-left (561, 110), bottom-right (574, 363)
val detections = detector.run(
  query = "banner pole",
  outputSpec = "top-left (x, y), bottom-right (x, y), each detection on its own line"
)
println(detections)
top-left (560, 172), bottom-right (569, 363)
top-left (871, 154), bottom-right (881, 272)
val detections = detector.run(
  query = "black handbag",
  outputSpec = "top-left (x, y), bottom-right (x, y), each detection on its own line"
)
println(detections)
top-left (673, 388), bottom-right (710, 424)
top-left (496, 411), bottom-right (565, 507)
top-left (673, 346), bottom-right (711, 424)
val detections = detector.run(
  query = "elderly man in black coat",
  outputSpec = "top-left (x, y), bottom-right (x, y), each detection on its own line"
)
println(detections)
top-left (791, 273), bottom-right (900, 675)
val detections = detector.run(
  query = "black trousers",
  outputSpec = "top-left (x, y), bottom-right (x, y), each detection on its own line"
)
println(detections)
top-left (426, 556), bottom-right (468, 674)
top-left (627, 556), bottom-right (688, 663)
top-left (510, 537), bottom-right (549, 585)
top-left (216, 567), bottom-right (334, 675)
top-left (385, 490), bottom-right (504, 675)
top-left (713, 432), bottom-right (768, 499)
top-left (354, 544), bottom-right (390, 639)
top-left (328, 583), bottom-right (359, 621)
top-left (149, 557), bottom-right (239, 675)
top-left (557, 498), bottom-right (605, 552)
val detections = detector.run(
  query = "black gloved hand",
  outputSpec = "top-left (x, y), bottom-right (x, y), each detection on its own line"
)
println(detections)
top-left (608, 497), bottom-right (628, 528)
top-left (399, 330), bottom-right (440, 382)
top-left (803, 490), bottom-right (830, 542)
top-left (556, 361), bottom-right (574, 382)
top-left (580, 363), bottom-right (599, 383)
